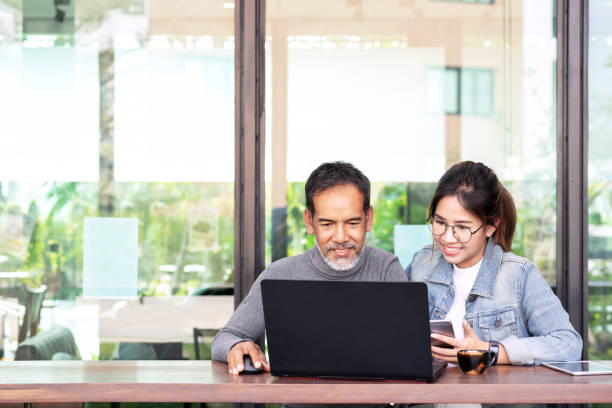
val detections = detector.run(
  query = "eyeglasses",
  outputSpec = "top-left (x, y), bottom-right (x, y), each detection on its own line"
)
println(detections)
top-left (426, 217), bottom-right (484, 244)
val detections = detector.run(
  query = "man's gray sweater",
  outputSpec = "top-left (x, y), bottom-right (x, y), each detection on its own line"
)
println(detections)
top-left (211, 245), bottom-right (407, 362)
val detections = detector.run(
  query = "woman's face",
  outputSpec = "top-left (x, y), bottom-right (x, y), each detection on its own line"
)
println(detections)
top-left (432, 195), bottom-right (497, 268)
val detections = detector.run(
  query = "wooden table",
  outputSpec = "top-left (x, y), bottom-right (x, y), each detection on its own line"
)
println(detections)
top-left (1, 360), bottom-right (612, 404)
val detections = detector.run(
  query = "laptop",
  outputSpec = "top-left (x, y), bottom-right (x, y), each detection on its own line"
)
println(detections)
top-left (261, 279), bottom-right (446, 381)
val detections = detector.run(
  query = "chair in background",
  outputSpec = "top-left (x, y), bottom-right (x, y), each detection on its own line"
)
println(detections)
top-left (193, 327), bottom-right (218, 360)
top-left (112, 341), bottom-right (183, 360)
top-left (15, 325), bottom-right (80, 361)
top-left (18, 285), bottom-right (47, 343)
top-left (194, 327), bottom-right (204, 360)
top-left (16, 324), bottom-right (80, 408)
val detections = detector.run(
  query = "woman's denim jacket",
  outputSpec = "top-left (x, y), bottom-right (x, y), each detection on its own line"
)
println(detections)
top-left (406, 238), bottom-right (582, 365)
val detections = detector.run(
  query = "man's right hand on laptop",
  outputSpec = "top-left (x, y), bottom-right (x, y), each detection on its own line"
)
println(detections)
top-left (228, 341), bottom-right (270, 375)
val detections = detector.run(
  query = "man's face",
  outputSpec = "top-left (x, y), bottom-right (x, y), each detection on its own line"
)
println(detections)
top-left (304, 184), bottom-right (373, 270)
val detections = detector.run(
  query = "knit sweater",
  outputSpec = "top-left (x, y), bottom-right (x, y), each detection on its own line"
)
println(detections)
top-left (211, 245), bottom-right (407, 361)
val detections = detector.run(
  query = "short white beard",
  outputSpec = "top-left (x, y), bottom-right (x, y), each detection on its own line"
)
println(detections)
top-left (315, 241), bottom-right (361, 271)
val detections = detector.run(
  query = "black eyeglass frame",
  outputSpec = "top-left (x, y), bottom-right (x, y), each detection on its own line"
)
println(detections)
top-left (425, 216), bottom-right (485, 244)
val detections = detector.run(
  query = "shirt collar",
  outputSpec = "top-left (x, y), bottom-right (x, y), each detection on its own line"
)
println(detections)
top-left (470, 237), bottom-right (501, 297)
top-left (425, 237), bottom-right (500, 298)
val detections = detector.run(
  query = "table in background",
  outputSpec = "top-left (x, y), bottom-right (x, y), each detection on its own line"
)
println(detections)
top-left (1, 360), bottom-right (612, 404)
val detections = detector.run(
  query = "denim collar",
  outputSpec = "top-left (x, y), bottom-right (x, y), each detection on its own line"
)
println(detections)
top-left (424, 237), bottom-right (501, 298)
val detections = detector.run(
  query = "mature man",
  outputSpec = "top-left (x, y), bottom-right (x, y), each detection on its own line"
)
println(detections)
top-left (211, 161), bottom-right (407, 374)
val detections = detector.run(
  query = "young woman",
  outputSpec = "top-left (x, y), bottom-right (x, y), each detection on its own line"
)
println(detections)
top-left (406, 161), bottom-right (582, 365)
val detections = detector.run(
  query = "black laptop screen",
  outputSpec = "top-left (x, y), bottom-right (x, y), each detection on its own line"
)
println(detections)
top-left (261, 280), bottom-right (434, 380)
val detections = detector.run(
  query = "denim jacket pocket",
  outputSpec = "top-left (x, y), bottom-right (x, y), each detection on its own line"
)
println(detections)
top-left (476, 308), bottom-right (519, 341)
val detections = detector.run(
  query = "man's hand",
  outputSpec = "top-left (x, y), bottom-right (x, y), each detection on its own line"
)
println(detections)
top-left (227, 340), bottom-right (270, 375)
top-left (430, 320), bottom-right (489, 364)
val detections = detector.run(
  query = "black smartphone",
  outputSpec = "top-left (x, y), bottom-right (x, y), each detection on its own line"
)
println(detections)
top-left (429, 320), bottom-right (455, 348)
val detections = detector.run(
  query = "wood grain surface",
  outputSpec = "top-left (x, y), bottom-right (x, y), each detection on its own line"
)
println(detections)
top-left (1, 360), bottom-right (612, 404)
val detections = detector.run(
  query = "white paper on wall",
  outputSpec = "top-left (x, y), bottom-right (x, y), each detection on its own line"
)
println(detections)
top-left (83, 217), bottom-right (138, 298)
top-left (394, 224), bottom-right (432, 269)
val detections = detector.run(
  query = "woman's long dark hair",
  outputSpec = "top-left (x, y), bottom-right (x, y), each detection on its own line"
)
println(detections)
top-left (428, 161), bottom-right (516, 252)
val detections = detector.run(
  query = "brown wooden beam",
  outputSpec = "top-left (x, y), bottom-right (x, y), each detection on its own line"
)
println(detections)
top-left (556, 0), bottom-right (588, 360)
top-left (234, 0), bottom-right (266, 309)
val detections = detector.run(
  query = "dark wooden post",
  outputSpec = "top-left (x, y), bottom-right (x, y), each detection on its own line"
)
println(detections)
top-left (234, 2), bottom-right (266, 407)
top-left (556, 0), bottom-right (588, 360)
top-left (234, 0), bottom-right (266, 309)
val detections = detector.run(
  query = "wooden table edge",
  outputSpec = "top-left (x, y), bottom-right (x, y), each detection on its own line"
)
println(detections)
top-left (0, 382), bottom-right (611, 404)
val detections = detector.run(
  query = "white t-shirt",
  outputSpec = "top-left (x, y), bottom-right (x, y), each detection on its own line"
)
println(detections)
top-left (445, 259), bottom-right (482, 340)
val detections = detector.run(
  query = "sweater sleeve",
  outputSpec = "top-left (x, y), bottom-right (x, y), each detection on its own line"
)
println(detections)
top-left (211, 274), bottom-right (266, 362)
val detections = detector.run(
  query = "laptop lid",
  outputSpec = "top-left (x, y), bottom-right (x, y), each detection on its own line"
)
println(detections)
top-left (261, 280), bottom-right (437, 380)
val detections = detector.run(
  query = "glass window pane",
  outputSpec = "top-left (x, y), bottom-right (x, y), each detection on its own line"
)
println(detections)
top-left (0, 47), bottom-right (99, 181)
top-left (425, 67), bottom-right (460, 114)
top-left (588, 1), bottom-right (612, 360)
top-left (461, 69), bottom-right (476, 115)
top-left (444, 68), bottom-right (460, 114)
top-left (475, 69), bottom-right (493, 115)
top-left (265, 0), bottom-right (557, 289)
top-left (0, 0), bottom-right (234, 361)
top-left (426, 68), bottom-right (446, 113)
top-left (115, 50), bottom-right (234, 182)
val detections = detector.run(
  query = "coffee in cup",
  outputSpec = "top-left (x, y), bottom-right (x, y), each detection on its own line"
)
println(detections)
top-left (457, 349), bottom-right (495, 374)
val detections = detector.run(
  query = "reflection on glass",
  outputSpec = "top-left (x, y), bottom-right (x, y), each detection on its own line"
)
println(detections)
top-left (426, 67), bottom-right (460, 114)
top-left (265, 1), bottom-right (557, 289)
top-left (588, 1), bottom-right (612, 360)
top-left (0, 0), bottom-right (234, 360)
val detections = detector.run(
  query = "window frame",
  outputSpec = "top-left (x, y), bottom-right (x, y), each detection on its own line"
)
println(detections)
top-left (234, 0), bottom-right (590, 360)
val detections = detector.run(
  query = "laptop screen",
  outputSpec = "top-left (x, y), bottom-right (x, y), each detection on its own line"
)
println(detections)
top-left (262, 280), bottom-right (436, 380)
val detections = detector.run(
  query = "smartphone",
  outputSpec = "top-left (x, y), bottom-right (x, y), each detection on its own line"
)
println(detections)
top-left (429, 320), bottom-right (455, 348)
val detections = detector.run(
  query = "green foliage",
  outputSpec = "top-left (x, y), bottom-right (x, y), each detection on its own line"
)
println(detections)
top-left (510, 180), bottom-right (557, 282)
top-left (370, 182), bottom-right (436, 253)
top-left (98, 342), bottom-right (117, 360)
top-left (24, 201), bottom-right (43, 270)
top-left (286, 182), bottom-right (312, 256)
top-left (587, 180), bottom-right (612, 359)
top-left (370, 183), bottom-right (407, 252)
top-left (2, 181), bottom-right (234, 299)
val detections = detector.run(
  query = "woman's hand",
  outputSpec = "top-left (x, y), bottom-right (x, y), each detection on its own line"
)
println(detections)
top-left (430, 320), bottom-right (489, 364)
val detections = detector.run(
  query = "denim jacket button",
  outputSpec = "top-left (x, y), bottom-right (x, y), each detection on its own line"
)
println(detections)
top-left (494, 319), bottom-right (501, 328)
